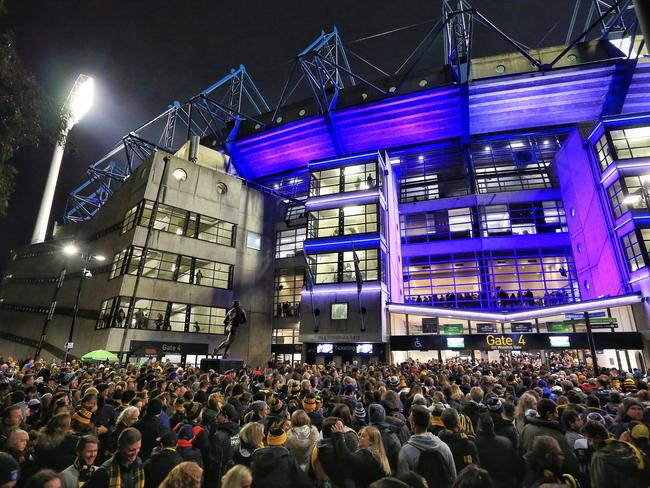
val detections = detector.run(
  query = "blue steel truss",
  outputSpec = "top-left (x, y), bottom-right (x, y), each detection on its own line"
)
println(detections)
top-left (273, 27), bottom-right (388, 117)
top-left (64, 66), bottom-right (270, 223)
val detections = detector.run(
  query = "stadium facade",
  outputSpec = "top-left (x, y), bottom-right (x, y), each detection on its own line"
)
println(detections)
top-left (2, 8), bottom-right (650, 369)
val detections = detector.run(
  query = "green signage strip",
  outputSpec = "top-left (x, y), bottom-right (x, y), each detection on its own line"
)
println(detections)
top-left (443, 324), bottom-right (464, 335)
top-left (547, 322), bottom-right (571, 333)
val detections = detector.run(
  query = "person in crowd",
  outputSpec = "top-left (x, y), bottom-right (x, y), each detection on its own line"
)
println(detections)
top-left (34, 413), bottom-right (77, 473)
top-left (5, 429), bottom-right (33, 473)
top-left (1, 407), bottom-right (25, 449)
top-left (522, 436), bottom-right (578, 488)
top-left (519, 398), bottom-right (578, 476)
top-left (473, 414), bottom-right (518, 488)
top-left (461, 388), bottom-right (486, 432)
top-left (175, 424), bottom-right (203, 468)
top-left (59, 436), bottom-right (98, 488)
top-left (249, 421), bottom-right (311, 488)
top-left (158, 461), bottom-right (202, 488)
top-left (583, 420), bottom-right (649, 488)
top-left (613, 398), bottom-right (647, 439)
top-left (83, 428), bottom-right (143, 488)
top-left (109, 407), bottom-right (140, 455)
top-left (561, 408), bottom-right (584, 448)
top-left (452, 465), bottom-right (495, 488)
top-left (0, 452), bottom-right (20, 488)
top-left (221, 465), bottom-right (252, 488)
top-left (438, 408), bottom-right (480, 474)
top-left (142, 431), bottom-right (180, 488)
top-left (367, 404), bottom-right (402, 475)
top-left (233, 422), bottom-right (264, 467)
top-left (329, 422), bottom-right (391, 487)
top-left (397, 405), bottom-right (456, 487)
top-left (204, 403), bottom-right (240, 485)
top-left (132, 399), bottom-right (167, 461)
top-left (24, 470), bottom-right (62, 488)
top-left (513, 393), bottom-right (537, 434)
top-left (285, 409), bottom-right (319, 472)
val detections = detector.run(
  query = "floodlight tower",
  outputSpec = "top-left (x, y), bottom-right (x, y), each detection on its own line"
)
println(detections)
top-left (31, 74), bottom-right (94, 244)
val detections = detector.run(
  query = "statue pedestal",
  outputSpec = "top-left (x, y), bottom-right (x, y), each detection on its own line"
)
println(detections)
top-left (200, 358), bottom-right (244, 373)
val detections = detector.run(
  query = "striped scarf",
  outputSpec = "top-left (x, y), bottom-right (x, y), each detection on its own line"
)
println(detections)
top-left (106, 454), bottom-right (144, 488)
top-left (73, 458), bottom-right (96, 487)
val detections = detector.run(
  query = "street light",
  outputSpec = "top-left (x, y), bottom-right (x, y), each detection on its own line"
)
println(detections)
top-left (34, 243), bottom-right (104, 359)
top-left (31, 75), bottom-right (94, 244)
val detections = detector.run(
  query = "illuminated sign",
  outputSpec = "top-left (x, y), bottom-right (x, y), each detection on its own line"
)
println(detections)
top-left (446, 337), bottom-right (465, 349)
top-left (317, 344), bottom-right (334, 354)
top-left (511, 322), bottom-right (533, 333)
top-left (550, 336), bottom-right (571, 348)
top-left (356, 344), bottom-right (373, 354)
top-left (476, 323), bottom-right (496, 333)
top-left (443, 324), bottom-right (464, 335)
top-left (485, 334), bottom-right (526, 350)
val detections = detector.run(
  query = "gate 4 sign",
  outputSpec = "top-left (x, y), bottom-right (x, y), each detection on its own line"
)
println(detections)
top-left (485, 334), bottom-right (526, 350)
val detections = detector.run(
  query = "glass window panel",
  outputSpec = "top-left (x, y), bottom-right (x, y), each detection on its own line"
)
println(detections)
top-left (275, 228), bottom-right (306, 258)
top-left (274, 267), bottom-right (303, 317)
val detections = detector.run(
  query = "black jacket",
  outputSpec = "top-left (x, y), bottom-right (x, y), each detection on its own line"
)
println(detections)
top-left (250, 446), bottom-right (312, 488)
top-left (177, 445), bottom-right (204, 468)
top-left (34, 432), bottom-right (78, 472)
top-left (461, 402), bottom-right (487, 431)
top-left (143, 448), bottom-right (182, 488)
top-left (438, 431), bottom-right (481, 474)
top-left (329, 432), bottom-right (387, 488)
top-left (492, 414), bottom-right (518, 450)
top-left (133, 415), bottom-right (168, 461)
top-left (373, 422), bottom-right (401, 475)
top-left (475, 433), bottom-right (519, 488)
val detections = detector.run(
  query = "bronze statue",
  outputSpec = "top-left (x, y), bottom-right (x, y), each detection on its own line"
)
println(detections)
top-left (213, 300), bottom-right (247, 358)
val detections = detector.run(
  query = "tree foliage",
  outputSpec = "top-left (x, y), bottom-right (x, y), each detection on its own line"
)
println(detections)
top-left (0, 0), bottom-right (68, 216)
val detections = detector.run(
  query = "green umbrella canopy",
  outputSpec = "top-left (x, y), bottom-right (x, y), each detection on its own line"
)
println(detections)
top-left (81, 349), bottom-right (118, 362)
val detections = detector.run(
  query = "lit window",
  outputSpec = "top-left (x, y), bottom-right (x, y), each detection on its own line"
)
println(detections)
top-left (331, 303), bottom-right (348, 320)
top-left (246, 231), bottom-right (262, 250)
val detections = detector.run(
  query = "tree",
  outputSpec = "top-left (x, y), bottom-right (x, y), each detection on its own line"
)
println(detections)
top-left (0, 0), bottom-right (68, 216)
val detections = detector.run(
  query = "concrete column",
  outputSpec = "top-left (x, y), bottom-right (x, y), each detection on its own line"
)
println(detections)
top-left (633, 0), bottom-right (650, 52)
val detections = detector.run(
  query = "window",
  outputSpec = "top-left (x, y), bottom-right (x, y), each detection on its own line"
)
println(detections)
top-left (109, 249), bottom-right (129, 279)
top-left (272, 327), bottom-right (301, 344)
top-left (128, 200), bottom-right (236, 247)
top-left (285, 205), bottom-right (306, 223)
top-left (472, 137), bottom-right (560, 193)
top-left (403, 248), bottom-right (579, 309)
top-left (610, 126), bottom-right (650, 161)
top-left (308, 204), bottom-right (379, 239)
top-left (112, 246), bottom-right (232, 289)
top-left (275, 228), bottom-right (306, 258)
top-left (308, 249), bottom-right (380, 284)
top-left (309, 162), bottom-right (380, 197)
top-left (197, 216), bottom-right (235, 246)
top-left (274, 267), bottom-right (304, 317)
top-left (595, 133), bottom-right (614, 171)
top-left (480, 201), bottom-right (567, 237)
top-left (621, 230), bottom-right (647, 272)
top-left (194, 259), bottom-right (232, 288)
top-left (331, 303), bottom-right (348, 320)
top-left (97, 297), bottom-right (226, 335)
top-left (246, 231), bottom-right (261, 250)
top-left (121, 204), bottom-right (140, 234)
top-left (395, 144), bottom-right (468, 203)
top-left (97, 298), bottom-right (115, 329)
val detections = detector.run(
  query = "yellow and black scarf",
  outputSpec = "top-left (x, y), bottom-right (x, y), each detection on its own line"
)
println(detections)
top-left (106, 454), bottom-right (144, 488)
top-left (73, 458), bottom-right (96, 487)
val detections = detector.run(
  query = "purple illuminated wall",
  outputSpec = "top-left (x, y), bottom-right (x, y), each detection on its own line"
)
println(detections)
top-left (556, 127), bottom-right (627, 299)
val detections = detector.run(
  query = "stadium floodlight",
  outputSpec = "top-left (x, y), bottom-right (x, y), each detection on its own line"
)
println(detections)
top-left (31, 74), bottom-right (95, 244)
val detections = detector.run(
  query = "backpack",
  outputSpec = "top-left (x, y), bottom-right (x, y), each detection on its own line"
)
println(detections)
top-left (415, 448), bottom-right (452, 488)
top-left (207, 428), bottom-right (234, 481)
top-left (379, 428), bottom-right (401, 474)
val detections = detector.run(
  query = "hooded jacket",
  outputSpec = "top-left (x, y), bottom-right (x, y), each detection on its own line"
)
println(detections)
top-left (143, 448), bottom-right (182, 488)
top-left (250, 446), bottom-right (312, 488)
top-left (519, 416), bottom-right (579, 476)
top-left (397, 432), bottom-right (456, 482)
top-left (285, 425), bottom-right (319, 471)
top-left (475, 432), bottom-right (520, 488)
top-left (590, 440), bottom-right (648, 488)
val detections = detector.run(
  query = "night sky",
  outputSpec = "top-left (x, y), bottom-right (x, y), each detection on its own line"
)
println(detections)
top-left (0, 0), bottom-right (582, 271)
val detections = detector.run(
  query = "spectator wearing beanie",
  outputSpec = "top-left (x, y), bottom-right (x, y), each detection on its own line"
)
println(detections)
top-left (250, 421), bottom-right (311, 488)
top-left (0, 452), bottom-right (20, 488)
top-left (485, 397), bottom-right (518, 449)
top-left (368, 404), bottom-right (402, 475)
top-left (302, 394), bottom-right (323, 430)
top-left (614, 398), bottom-right (647, 439)
top-left (133, 399), bottom-right (167, 461)
top-left (519, 398), bottom-right (578, 477)
top-left (143, 432), bottom-right (181, 488)
top-left (182, 402), bottom-right (209, 468)
top-left (176, 425), bottom-right (203, 468)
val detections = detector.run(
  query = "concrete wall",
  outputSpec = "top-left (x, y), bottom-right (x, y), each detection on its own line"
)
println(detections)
top-left (555, 127), bottom-right (628, 299)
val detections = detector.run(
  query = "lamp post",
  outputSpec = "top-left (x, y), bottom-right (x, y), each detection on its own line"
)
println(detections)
top-left (62, 244), bottom-right (105, 363)
top-left (31, 75), bottom-right (94, 244)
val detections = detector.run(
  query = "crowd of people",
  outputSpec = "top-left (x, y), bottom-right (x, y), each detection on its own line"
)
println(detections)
top-left (0, 355), bottom-right (649, 488)
top-left (406, 287), bottom-right (573, 310)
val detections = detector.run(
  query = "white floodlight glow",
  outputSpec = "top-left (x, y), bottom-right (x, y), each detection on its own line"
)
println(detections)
top-left (623, 194), bottom-right (642, 205)
top-left (93, 255), bottom-right (106, 262)
top-left (68, 75), bottom-right (94, 126)
top-left (63, 244), bottom-right (79, 256)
